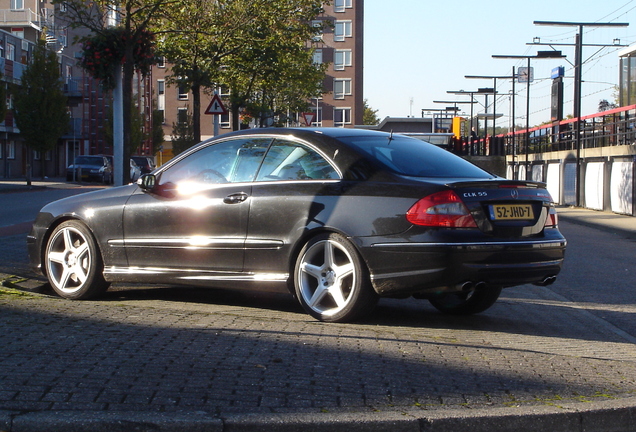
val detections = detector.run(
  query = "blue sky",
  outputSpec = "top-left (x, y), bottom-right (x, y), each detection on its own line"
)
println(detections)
top-left (363, 0), bottom-right (636, 128)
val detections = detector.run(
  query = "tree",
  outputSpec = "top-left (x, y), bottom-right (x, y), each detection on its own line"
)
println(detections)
top-left (598, 99), bottom-right (617, 112)
top-left (151, 107), bottom-right (164, 152)
top-left (170, 108), bottom-right (196, 156)
top-left (362, 99), bottom-right (380, 125)
top-left (157, 0), bottom-right (326, 132)
top-left (103, 101), bottom-right (146, 154)
top-left (222, 0), bottom-right (326, 130)
top-left (154, 0), bottom-right (252, 141)
top-left (58, 0), bottom-right (169, 184)
top-left (226, 40), bottom-right (326, 128)
top-left (12, 39), bottom-right (70, 183)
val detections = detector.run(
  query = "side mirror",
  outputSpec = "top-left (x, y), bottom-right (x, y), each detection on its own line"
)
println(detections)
top-left (138, 173), bottom-right (156, 191)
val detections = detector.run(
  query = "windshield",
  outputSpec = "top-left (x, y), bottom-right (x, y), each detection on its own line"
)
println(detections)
top-left (340, 135), bottom-right (493, 178)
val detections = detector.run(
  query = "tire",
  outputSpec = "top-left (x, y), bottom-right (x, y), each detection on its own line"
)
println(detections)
top-left (44, 220), bottom-right (110, 300)
top-left (428, 286), bottom-right (502, 315)
top-left (294, 233), bottom-right (378, 323)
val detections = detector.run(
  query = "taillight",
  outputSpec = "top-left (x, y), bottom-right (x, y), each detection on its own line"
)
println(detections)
top-left (406, 190), bottom-right (477, 228)
top-left (544, 206), bottom-right (558, 228)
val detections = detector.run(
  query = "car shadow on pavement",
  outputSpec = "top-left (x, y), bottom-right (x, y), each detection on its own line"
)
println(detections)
top-left (2, 285), bottom-right (636, 415)
top-left (11, 278), bottom-right (636, 351)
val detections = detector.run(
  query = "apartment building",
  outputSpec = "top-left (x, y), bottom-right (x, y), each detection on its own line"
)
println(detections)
top-left (0, 0), bottom-right (363, 177)
top-left (0, 0), bottom-right (118, 178)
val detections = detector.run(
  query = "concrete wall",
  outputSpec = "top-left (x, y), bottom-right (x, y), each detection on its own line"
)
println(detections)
top-left (506, 145), bottom-right (636, 216)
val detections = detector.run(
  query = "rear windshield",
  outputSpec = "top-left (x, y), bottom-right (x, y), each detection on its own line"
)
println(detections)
top-left (340, 135), bottom-right (493, 178)
top-left (75, 157), bottom-right (103, 166)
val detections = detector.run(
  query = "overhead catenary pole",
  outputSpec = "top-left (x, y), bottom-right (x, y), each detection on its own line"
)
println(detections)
top-left (532, 20), bottom-right (628, 206)
top-left (493, 51), bottom-right (565, 181)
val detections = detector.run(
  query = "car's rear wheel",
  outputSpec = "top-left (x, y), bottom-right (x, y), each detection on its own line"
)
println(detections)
top-left (294, 233), bottom-right (378, 323)
top-left (428, 286), bottom-right (502, 315)
top-left (44, 220), bottom-right (110, 300)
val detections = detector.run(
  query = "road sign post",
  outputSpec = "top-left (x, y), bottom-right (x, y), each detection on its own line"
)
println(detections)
top-left (205, 94), bottom-right (227, 137)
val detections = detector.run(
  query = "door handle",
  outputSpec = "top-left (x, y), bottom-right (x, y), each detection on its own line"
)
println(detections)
top-left (223, 193), bottom-right (249, 204)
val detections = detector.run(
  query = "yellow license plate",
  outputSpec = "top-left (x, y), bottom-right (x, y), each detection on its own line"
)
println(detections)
top-left (490, 204), bottom-right (534, 220)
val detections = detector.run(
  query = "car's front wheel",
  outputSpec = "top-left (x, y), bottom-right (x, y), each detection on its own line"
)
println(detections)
top-left (428, 286), bottom-right (502, 315)
top-left (44, 220), bottom-right (110, 300)
top-left (294, 233), bottom-right (378, 322)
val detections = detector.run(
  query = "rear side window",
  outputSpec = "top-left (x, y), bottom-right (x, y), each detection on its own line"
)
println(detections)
top-left (256, 139), bottom-right (339, 181)
top-left (340, 135), bottom-right (493, 178)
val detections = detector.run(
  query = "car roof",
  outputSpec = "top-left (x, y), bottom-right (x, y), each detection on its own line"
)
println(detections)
top-left (216, 127), bottom-right (395, 143)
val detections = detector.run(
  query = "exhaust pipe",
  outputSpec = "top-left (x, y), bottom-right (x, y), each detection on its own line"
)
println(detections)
top-left (474, 281), bottom-right (487, 290)
top-left (460, 281), bottom-right (474, 292)
top-left (533, 275), bottom-right (557, 286)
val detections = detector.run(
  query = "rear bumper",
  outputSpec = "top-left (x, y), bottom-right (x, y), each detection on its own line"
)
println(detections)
top-left (359, 235), bottom-right (566, 296)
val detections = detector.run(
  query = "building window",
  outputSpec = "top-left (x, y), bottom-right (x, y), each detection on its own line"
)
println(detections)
top-left (10, 0), bottom-right (23, 10)
top-left (177, 107), bottom-right (188, 124)
top-left (157, 56), bottom-right (165, 68)
top-left (334, 20), bottom-right (352, 42)
top-left (311, 107), bottom-right (323, 127)
top-left (334, 79), bottom-right (352, 99)
top-left (157, 80), bottom-right (165, 124)
top-left (334, 49), bottom-right (352, 71)
top-left (334, 107), bottom-right (351, 126)
top-left (7, 43), bottom-right (15, 61)
top-left (11, 28), bottom-right (24, 39)
top-left (217, 86), bottom-right (230, 97)
top-left (313, 49), bottom-right (323, 65)
top-left (178, 84), bottom-right (188, 100)
top-left (34, 150), bottom-right (41, 160)
top-left (334, 0), bottom-right (352, 12)
top-left (107, 8), bottom-right (118, 27)
top-left (60, 29), bottom-right (68, 47)
top-left (7, 141), bottom-right (15, 159)
top-left (220, 112), bottom-right (230, 129)
top-left (311, 20), bottom-right (323, 41)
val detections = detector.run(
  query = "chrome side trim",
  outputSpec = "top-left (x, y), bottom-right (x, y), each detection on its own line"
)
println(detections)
top-left (104, 266), bottom-right (288, 282)
top-left (370, 267), bottom-right (444, 281)
top-left (371, 240), bottom-right (567, 249)
top-left (181, 274), bottom-right (288, 282)
top-left (108, 238), bottom-right (283, 249)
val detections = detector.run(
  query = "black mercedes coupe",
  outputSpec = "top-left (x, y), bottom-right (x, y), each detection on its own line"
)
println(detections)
top-left (27, 128), bottom-right (566, 322)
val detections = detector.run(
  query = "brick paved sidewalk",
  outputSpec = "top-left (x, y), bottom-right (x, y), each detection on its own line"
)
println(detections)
top-left (1, 281), bottom-right (635, 418)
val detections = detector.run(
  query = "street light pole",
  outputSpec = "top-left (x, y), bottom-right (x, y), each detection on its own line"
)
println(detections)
top-left (465, 75), bottom-right (513, 138)
top-left (446, 90), bottom-right (479, 136)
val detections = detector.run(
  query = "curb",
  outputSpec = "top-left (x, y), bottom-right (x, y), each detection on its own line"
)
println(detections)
top-left (1, 397), bottom-right (636, 432)
top-left (557, 207), bottom-right (636, 240)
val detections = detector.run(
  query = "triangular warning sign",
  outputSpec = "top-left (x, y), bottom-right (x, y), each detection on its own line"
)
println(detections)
top-left (205, 94), bottom-right (227, 115)
top-left (301, 112), bottom-right (315, 126)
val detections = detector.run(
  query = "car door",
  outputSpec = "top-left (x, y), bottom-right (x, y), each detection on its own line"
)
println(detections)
top-left (122, 137), bottom-right (272, 274)
top-left (244, 138), bottom-right (342, 275)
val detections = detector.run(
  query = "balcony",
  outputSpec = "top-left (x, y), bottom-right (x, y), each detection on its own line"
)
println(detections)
top-left (0, 9), bottom-right (41, 30)
top-left (63, 77), bottom-right (84, 99)
top-left (61, 118), bottom-right (83, 139)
